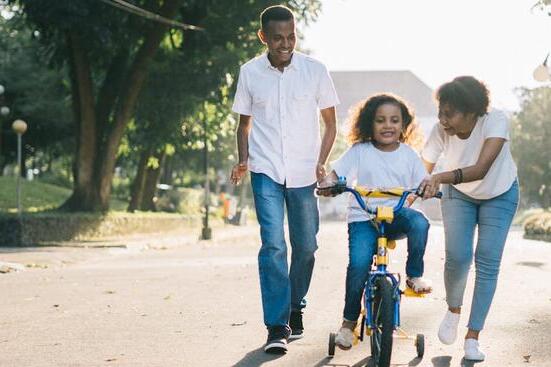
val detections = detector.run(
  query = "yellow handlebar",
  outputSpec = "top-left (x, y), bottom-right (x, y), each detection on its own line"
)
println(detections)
top-left (354, 187), bottom-right (407, 198)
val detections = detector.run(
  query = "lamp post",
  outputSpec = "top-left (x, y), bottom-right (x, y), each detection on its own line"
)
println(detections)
top-left (201, 115), bottom-right (212, 240)
top-left (12, 119), bottom-right (27, 216)
top-left (0, 84), bottom-right (10, 175)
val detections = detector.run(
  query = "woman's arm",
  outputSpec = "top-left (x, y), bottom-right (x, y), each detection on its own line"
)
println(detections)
top-left (419, 137), bottom-right (505, 198)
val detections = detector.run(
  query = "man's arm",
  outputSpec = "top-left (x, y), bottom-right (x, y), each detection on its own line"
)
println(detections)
top-left (316, 106), bottom-right (337, 181)
top-left (230, 114), bottom-right (252, 185)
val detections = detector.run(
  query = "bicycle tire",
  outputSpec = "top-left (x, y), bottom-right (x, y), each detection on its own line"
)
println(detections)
top-left (369, 277), bottom-right (394, 367)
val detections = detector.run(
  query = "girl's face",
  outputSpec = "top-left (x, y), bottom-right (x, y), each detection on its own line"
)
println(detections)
top-left (372, 103), bottom-right (404, 151)
top-left (438, 103), bottom-right (477, 138)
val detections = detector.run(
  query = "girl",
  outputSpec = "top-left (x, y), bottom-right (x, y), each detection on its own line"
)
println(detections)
top-left (319, 93), bottom-right (432, 350)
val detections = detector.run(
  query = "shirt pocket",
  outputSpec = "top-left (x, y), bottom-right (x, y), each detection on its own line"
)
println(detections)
top-left (293, 89), bottom-right (315, 104)
top-left (252, 93), bottom-right (268, 106)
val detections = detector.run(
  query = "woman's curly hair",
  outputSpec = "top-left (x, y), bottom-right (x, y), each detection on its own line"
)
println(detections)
top-left (346, 93), bottom-right (424, 150)
top-left (436, 76), bottom-right (490, 117)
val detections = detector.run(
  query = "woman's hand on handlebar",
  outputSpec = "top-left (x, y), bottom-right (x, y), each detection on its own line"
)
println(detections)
top-left (418, 175), bottom-right (442, 199)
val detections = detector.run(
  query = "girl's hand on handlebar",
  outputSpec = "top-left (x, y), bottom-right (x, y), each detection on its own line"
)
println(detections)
top-left (419, 175), bottom-right (441, 199)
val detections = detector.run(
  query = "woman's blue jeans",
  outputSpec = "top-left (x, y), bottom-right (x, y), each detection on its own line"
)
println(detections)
top-left (250, 172), bottom-right (319, 328)
top-left (343, 207), bottom-right (430, 321)
top-left (441, 180), bottom-right (519, 331)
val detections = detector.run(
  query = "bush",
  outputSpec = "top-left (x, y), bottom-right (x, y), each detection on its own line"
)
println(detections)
top-left (155, 187), bottom-right (219, 215)
top-left (524, 211), bottom-right (551, 242)
top-left (0, 211), bottom-right (202, 246)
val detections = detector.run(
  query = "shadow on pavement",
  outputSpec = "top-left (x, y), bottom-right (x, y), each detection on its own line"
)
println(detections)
top-left (311, 356), bottom-right (370, 367)
top-left (232, 346), bottom-right (285, 367)
top-left (431, 356), bottom-right (451, 366)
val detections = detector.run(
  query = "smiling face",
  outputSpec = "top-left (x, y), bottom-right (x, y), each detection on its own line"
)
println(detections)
top-left (258, 19), bottom-right (296, 69)
top-left (372, 103), bottom-right (404, 151)
top-left (438, 103), bottom-right (477, 138)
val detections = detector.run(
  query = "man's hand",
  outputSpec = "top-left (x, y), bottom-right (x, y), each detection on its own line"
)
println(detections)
top-left (316, 163), bottom-right (327, 182)
top-left (230, 163), bottom-right (248, 185)
top-left (316, 170), bottom-right (339, 197)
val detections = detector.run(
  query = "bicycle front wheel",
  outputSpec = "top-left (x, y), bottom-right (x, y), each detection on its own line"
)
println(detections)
top-left (369, 276), bottom-right (394, 367)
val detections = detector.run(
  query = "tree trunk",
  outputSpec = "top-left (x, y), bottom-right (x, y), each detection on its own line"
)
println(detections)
top-left (161, 154), bottom-right (173, 185)
top-left (141, 150), bottom-right (165, 211)
top-left (96, 0), bottom-right (181, 211)
top-left (60, 30), bottom-right (99, 211)
top-left (127, 147), bottom-right (151, 212)
top-left (61, 0), bottom-right (181, 212)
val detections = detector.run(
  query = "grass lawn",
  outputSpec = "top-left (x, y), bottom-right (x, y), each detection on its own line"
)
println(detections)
top-left (0, 176), bottom-right (128, 213)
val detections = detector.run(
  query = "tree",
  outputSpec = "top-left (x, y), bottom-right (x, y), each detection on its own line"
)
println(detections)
top-left (0, 15), bottom-right (72, 176)
top-left (511, 87), bottom-right (551, 208)
top-left (122, 1), bottom-right (322, 211)
top-left (9, 0), bottom-right (321, 212)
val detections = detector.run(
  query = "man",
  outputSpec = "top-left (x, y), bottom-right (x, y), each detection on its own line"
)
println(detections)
top-left (230, 5), bottom-right (339, 354)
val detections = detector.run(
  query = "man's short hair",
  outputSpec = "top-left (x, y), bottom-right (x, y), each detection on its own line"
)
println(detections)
top-left (260, 5), bottom-right (295, 31)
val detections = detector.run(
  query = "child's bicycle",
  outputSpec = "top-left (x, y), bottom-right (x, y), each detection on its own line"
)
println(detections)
top-left (317, 177), bottom-right (441, 367)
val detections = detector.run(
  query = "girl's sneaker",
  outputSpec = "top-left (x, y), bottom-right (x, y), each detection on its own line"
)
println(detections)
top-left (464, 338), bottom-right (485, 361)
top-left (438, 310), bottom-right (460, 345)
top-left (335, 327), bottom-right (354, 350)
top-left (406, 277), bottom-right (433, 294)
top-left (335, 320), bottom-right (356, 350)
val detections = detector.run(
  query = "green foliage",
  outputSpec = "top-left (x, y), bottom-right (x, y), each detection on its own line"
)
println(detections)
top-left (3, 0), bottom-right (322, 212)
top-left (0, 176), bottom-right (127, 212)
top-left (511, 87), bottom-right (551, 208)
top-left (0, 16), bottom-right (73, 166)
top-left (0, 176), bottom-right (70, 212)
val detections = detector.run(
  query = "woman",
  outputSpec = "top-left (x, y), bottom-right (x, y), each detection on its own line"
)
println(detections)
top-left (419, 76), bottom-right (518, 361)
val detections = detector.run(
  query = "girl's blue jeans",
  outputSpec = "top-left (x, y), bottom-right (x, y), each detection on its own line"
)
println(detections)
top-left (441, 180), bottom-right (519, 331)
top-left (250, 172), bottom-right (319, 328)
top-left (343, 207), bottom-right (430, 321)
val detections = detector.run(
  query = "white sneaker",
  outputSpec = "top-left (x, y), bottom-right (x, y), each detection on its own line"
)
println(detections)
top-left (438, 310), bottom-right (460, 345)
top-left (335, 326), bottom-right (354, 350)
top-left (464, 338), bottom-right (485, 361)
top-left (406, 277), bottom-right (433, 293)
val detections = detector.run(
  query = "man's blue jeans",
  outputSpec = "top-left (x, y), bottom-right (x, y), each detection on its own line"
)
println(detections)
top-left (250, 172), bottom-right (319, 328)
top-left (343, 207), bottom-right (430, 321)
top-left (441, 180), bottom-right (519, 331)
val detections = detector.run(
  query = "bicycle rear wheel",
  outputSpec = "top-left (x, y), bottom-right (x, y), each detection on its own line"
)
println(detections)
top-left (369, 277), bottom-right (394, 367)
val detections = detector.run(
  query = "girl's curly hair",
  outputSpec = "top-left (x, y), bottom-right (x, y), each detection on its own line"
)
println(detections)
top-left (346, 93), bottom-right (424, 150)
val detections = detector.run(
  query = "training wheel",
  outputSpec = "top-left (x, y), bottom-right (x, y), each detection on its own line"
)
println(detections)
top-left (328, 332), bottom-right (336, 357)
top-left (415, 333), bottom-right (425, 358)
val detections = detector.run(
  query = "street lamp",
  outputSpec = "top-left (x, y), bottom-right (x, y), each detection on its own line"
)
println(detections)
top-left (12, 119), bottom-right (27, 216)
top-left (533, 53), bottom-right (550, 82)
top-left (201, 115), bottom-right (212, 240)
top-left (0, 84), bottom-right (10, 176)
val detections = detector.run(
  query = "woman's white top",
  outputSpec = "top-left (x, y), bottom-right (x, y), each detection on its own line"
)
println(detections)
top-left (332, 142), bottom-right (427, 223)
top-left (422, 108), bottom-right (517, 200)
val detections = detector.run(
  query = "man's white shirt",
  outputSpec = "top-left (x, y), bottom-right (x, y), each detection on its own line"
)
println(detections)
top-left (232, 51), bottom-right (339, 188)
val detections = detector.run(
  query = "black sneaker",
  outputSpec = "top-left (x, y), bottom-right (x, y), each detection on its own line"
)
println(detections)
top-left (289, 310), bottom-right (304, 340)
top-left (264, 325), bottom-right (290, 354)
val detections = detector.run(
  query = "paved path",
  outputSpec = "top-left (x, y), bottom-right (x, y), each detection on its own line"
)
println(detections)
top-left (0, 222), bottom-right (550, 367)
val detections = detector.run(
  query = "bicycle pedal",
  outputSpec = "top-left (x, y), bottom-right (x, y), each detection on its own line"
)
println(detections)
top-left (403, 287), bottom-right (426, 297)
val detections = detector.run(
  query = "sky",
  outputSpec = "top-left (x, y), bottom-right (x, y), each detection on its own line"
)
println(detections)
top-left (301, 0), bottom-right (551, 111)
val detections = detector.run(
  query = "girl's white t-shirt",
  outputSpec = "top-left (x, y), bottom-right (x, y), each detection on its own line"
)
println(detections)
top-left (421, 108), bottom-right (517, 200)
top-left (331, 142), bottom-right (427, 223)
